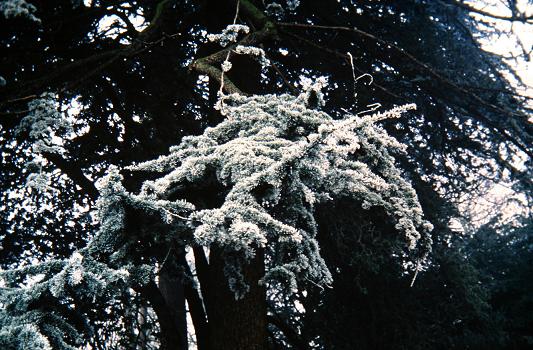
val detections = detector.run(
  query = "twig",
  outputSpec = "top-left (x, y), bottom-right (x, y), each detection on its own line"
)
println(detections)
top-left (440, 0), bottom-right (533, 22)
top-left (281, 29), bottom-right (404, 101)
top-left (219, 0), bottom-right (242, 98)
top-left (157, 247), bottom-right (174, 273)
top-left (410, 260), bottom-right (421, 288)
top-left (268, 55), bottom-right (299, 94)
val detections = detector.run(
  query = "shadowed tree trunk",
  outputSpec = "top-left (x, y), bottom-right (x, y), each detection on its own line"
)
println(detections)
top-left (158, 248), bottom-right (188, 349)
top-left (188, 3), bottom-right (268, 341)
top-left (208, 247), bottom-right (267, 350)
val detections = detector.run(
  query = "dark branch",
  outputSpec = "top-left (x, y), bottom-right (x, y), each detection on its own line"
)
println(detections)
top-left (189, 0), bottom-right (278, 95)
top-left (441, 0), bottom-right (533, 22)
top-left (179, 253), bottom-right (209, 350)
top-left (280, 29), bottom-right (405, 102)
top-left (0, 0), bottom-right (177, 108)
top-left (267, 314), bottom-right (309, 350)
top-left (42, 152), bottom-right (99, 201)
top-left (135, 281), bottom-right (186, 350)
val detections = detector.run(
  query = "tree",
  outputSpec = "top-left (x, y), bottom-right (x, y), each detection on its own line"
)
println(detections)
top-left (0, 0), bottom-right (531, 349)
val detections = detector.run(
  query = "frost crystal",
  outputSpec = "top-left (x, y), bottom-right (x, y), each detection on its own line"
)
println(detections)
top-left (131, 90), bottom-right (432, 296)
top-left (16, 93), bottom-right (72, 155)
top-left (16, 93), bottom-right (73, 193)
top-left (69, 268), bottom-right (83, 285)
top-left (0, 0), bottom-right (40, 22)
top-left (266, 2), bottom-right (284, 15)
top-left (207, 24), bottom-right (250, 47)
top-left (300, 76), bottom-right (328, 107)
top-left (25, 171), bottom-right (51, 192)
top-left (265, 0), bottom-right (301, 14)
top-left (286, 0), bottom-right (300, 11)
top-left (235, 45), bottom-right (270, 67)
top-left (221, 60), bottom-right (233, 72)
top-left (0, 324), bottom-right (52, 350)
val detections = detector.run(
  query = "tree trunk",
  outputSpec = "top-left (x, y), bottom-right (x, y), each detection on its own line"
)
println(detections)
top-left (136, 305), bottom-right (148, 350)
top-left (137, 281), bottom-right (186, 350)
top-left (158, 248), bottom-right (188, 349)
top-left (193, 3), bottom-right (269, 346)
top-left (198, 247), bottom-right (268, 350)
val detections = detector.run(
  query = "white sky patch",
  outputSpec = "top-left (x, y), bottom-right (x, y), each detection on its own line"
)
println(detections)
top-left (467, 0), bottom-right (533, 97)
top-left (444, 0), bottom-right (533, 231)
top-left (461, 181), bottom-right (530, 229)
top-left (95, 8), bottom-right (147, 43)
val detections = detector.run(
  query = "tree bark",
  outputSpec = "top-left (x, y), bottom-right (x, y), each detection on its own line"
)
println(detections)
top-left (180, 252), bottom-right (209, 350)
top-left (136, 281), bottom-right (186, 350)
top-left (158, 248), bottom-right (188, 349)
top-left (204, 247), bottom-right (268, 350)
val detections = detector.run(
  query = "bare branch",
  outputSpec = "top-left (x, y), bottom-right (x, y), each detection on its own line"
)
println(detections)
top-left (441, 0), bottom-right (533, 22)
top-left (42, 152), bottom-right (99, 201)
top-left (190, 59), bottom-right (244, 95)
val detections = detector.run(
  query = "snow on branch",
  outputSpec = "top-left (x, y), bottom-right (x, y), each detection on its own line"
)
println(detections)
top-left (234, 45), bottom-right (270, 67)
top-left (0, 0), bottom-right (40, 22)
top-left (207, 24), bottom-right (250, 47)
top-left (0, 168), bottom-right (193, 349)
top-left (131, 88), bottom-right (433, 297)
top-left (0, 82), bottom-right (433, 345)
